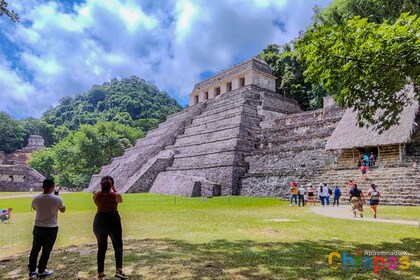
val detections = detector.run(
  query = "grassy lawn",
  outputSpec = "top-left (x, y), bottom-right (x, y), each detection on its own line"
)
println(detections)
top-left (0, 193), bottom-right (418, 279)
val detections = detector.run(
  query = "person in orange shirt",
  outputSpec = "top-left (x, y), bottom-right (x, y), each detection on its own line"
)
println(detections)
top-left (290, 181), bottom-right (298, 206)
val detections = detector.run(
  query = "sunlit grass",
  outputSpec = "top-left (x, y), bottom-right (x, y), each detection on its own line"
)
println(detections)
top-left (0, 193), bottom-right (418, 279)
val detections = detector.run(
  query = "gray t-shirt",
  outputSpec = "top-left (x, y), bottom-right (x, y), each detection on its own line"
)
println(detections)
top-left (32, 193), bottom-right (65, 227)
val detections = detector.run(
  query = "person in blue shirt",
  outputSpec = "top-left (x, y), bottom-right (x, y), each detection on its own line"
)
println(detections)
top-left (333, 186), bottom-right (341, 206)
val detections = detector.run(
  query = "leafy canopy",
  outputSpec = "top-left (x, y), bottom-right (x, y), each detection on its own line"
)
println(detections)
top-left (296, 13), bottom-right (419, 132)
top-left (0, 0), bottom-right (19, 22)
top-left (258, 44), bottom-right (327, 110)
top-left (41, 76), bottom-right (183, 132)
top-left (29, 121), bottom-right (143, 188)
top-left (0, 112), bottom-right (25, 153)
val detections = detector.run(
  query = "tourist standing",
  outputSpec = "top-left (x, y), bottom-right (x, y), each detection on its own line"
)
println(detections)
top-left (349, 184), bottom-right (365, 218)
top-left (333, 186), bottom-right (341, 206)
top-left (28, 179), bottom-right (66, 279)
top-left (307, 184), bottom-right (315, 206)
top-left (318, 183), bottom-right (326, 206)
top-left (325, 184), bottom-right (331, 206)
top-left (93, 176), bottom-right (128, 279)
top-left (367, 184), bottom-right (380, 218)
top-left (298, 184), bottom-right (306, 207)
top-left (290, 181), bottom-right (298, 206)
top-left (369, 152), bottom-right (376, 166)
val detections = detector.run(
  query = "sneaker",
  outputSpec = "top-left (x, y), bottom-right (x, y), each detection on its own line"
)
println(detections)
top-left (115, 270), bottom-right (128, 279)
top-left (98, 272), bottom-right (106, 279)
top-left (29, 271), bottom-right (38, 279)
top-left (374, 213), bottom-right (377, 219)
top-left (38, 269), bottom-right (53, 278)
top-left (360, 213), bottom-right (363, 218)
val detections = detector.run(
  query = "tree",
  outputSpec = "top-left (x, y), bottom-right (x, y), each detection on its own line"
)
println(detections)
top-left (0, 111), bottom-right (25, 153)
top-left (28, 148), bottom-right (56, 178)
top-left (316, 0), bottom-right (420, 25)
top-left (30, 122), bottom-right (143, 188)
top-left (296, 13), bottom-right (419, 132)
top-left (0, 0), bottom-right (19, 22)
top-left (258, 44), bottom-right (327, 110)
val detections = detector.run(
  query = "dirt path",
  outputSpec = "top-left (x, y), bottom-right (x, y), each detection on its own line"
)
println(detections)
top-left (0, 193), bottom-right (70, 200)
top-left (311, 205), bottom-right (419, 226)
top-left (0, 194), bottom-right (37, 199)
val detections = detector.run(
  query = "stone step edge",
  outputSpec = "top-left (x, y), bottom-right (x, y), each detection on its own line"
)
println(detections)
top-left (167, 162), bottom-right (249, 171)
top-left (188, 111), bottom-right (262, 129)
top-left (193, 102), bottom-right (259, 121)
top-left (173, 148), bottom-right (252, 160)
top-left (172, 135), bottom-right (255, 149)
top-left (179, 124), bottom-right (260, 139)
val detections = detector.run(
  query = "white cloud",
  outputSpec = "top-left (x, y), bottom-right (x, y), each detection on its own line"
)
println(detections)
top-left (0, 0), bottom-right (333, 118)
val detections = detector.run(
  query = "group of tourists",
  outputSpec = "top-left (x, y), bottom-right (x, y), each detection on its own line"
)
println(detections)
top-left (348, 180), bottom-right (381, 219)
top-left (289, 180), bottom-right (381, 218)
top-left (289, 181), bottom-right (342, 207)
top-left (28, 177), bottom-right (128, 279)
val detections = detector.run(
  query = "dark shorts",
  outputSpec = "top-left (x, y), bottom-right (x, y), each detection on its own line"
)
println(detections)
top-left (308, 192), bottom-right (314, 197)
top-left (370, 199), bottom-right (379, 205)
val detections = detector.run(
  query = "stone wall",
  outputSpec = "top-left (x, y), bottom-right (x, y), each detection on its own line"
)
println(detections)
top-left (0, 164), bottom-right (45, 191)
top-left (241, 107), bottom-right (345, 198)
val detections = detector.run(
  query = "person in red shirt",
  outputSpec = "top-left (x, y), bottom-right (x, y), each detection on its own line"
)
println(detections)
top-left (93, 176), bottom-right (128, 279)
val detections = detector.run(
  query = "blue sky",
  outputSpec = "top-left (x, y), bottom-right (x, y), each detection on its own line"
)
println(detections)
top-left (0, 0), bottom-right (332, 119)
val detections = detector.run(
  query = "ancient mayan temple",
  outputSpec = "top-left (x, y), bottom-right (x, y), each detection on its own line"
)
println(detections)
top-left (0, 135), bottom-right (46, 191)
top-left (87, 58), bottom-right (420, 205)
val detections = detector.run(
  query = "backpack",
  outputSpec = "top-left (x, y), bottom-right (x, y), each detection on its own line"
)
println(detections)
top-left (328, 188), bottom-right (332, 195)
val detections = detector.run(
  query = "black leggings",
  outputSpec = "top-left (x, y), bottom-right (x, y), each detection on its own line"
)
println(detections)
top-left (93, 211), bottom-right (123, 273)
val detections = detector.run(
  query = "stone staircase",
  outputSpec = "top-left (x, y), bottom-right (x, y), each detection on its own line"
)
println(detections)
top-left (149, 86), bottom-right (263, 196)
top-left (86, 103), bottom-right (205, 192)
top-left (311, 166), bottom-right (420, 206)
top-left (240, 107), bottom-right (345, 198)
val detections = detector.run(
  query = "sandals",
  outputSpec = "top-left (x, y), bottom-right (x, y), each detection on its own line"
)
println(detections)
top-left (115, 269), bottom-right (129, 279)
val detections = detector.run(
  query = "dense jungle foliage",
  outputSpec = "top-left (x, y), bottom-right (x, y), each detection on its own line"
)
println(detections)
top-left (259, 0), bottom-right (419, 131)
top-left (1, 77), bottom-right (182, 187)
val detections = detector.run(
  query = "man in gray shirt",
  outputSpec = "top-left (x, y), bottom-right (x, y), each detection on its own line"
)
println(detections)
top-left (28, 179), bottom-right (66, 279)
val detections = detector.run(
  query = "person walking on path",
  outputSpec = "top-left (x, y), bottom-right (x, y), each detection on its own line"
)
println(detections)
top-left (93, 176), bottom-right (128, 279)
top-left (298, 184), bottom-right (306, 207)
top-left (290, 181), bottom-right (298, 206)
top-left (349, 184), bottom-right (365, 218)
top-left (333, 186), bottom-right (341, 206)
top-left (367, 184), bottom-right (380, 218)
top-left (28, 179), bottom-right (66, 279)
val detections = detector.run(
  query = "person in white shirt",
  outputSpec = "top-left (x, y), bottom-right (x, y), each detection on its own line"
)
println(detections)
top-left (298, 185), bottom-right (306, 207)
top-left (28, 179), bottom-right (66, 279)
top-left (324, 184), bottom-right (331, 206)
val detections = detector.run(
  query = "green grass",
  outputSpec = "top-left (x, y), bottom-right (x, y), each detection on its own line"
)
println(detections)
top-left (0, 193), bottom-right (419, 279)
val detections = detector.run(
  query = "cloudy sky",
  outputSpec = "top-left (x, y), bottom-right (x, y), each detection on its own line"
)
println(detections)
top-left (0, 0), bottom-right (332, 119)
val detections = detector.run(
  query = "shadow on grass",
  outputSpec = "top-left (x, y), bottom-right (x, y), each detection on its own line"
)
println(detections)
top-left (1, 238), bottom-right (418, 279)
